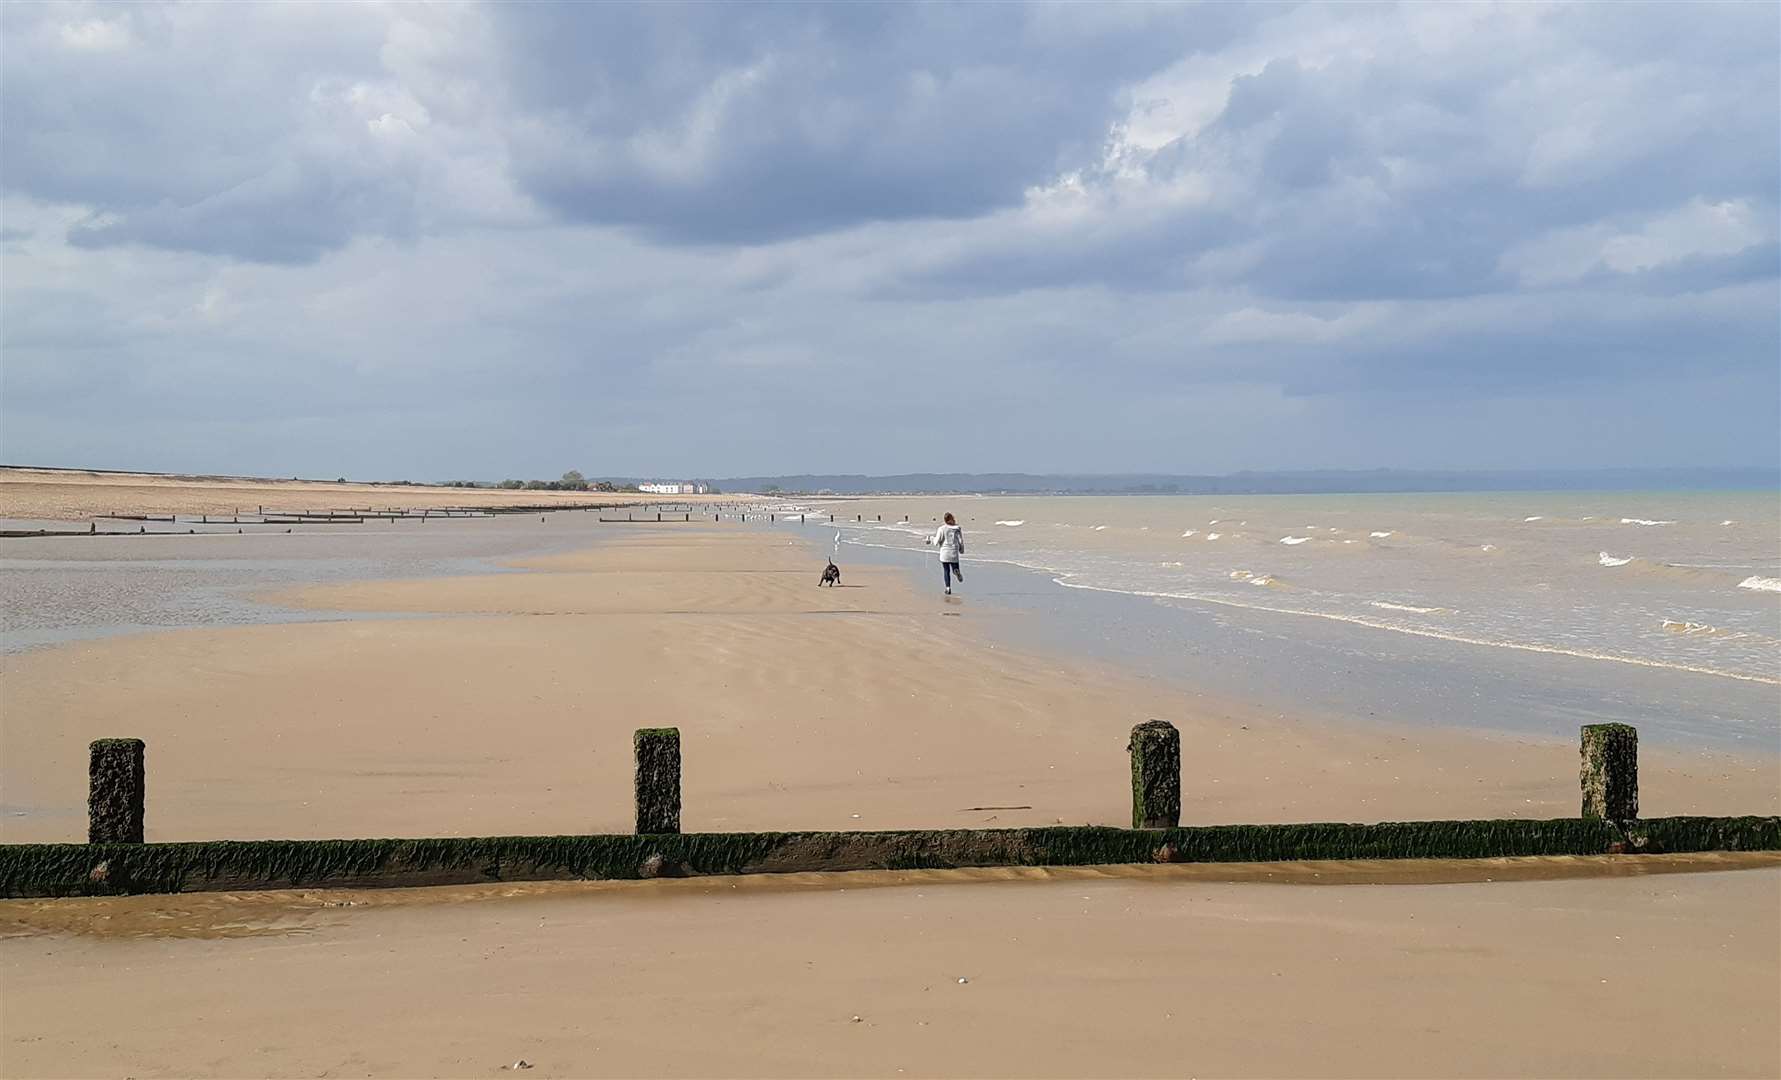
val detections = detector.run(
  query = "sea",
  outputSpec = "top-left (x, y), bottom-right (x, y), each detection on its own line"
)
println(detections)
top-left (795, 492), bottom-right (1781, 752)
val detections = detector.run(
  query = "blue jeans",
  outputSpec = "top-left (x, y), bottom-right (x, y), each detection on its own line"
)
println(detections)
top-left (943, 561), bottom-right (961, 588)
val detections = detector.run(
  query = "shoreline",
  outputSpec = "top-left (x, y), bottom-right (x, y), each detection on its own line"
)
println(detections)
top-left (4, 523), bottom-right (1773, 848)
top-left (824, 517), bottom-right (1781, 753)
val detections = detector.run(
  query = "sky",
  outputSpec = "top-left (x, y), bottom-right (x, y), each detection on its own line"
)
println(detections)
top-left (2, 1), bottom-right (1777, 480)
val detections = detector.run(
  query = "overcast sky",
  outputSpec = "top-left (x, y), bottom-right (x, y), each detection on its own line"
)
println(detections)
top-left (2, 1), bottom-right (1776, 479)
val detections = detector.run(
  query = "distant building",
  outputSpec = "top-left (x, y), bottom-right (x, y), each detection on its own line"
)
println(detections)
top-left (638, 481), bottom-right (709, 495)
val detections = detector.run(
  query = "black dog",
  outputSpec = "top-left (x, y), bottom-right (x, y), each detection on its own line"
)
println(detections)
top-left (819, 559), bottom-right (841, 587)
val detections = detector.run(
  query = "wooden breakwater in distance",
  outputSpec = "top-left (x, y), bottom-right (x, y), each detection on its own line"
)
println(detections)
top-left (3, 722), bottom-right (1777, 898)
top-left (0, 502), bottom-right (648, 539)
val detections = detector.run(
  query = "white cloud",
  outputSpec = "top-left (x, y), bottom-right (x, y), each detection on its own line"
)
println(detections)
top-left (1503, 198), bottom-right (1774, 285)
top-left (58, 17), bottom-right (130, 51)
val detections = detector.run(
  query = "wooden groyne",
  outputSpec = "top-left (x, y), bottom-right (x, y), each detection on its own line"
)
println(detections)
top-left (2, 502), bottom-right (657, 538)
top-left (4, 722), bottom-right (1775, 899)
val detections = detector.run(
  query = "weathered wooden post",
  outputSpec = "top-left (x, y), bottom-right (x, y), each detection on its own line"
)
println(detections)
top-left (88, 738), bottom-right (146, 844)
top-left (1581, 723), bottom-right (1638, 821)
top-left (635, 728), bottom-right (681, 834)
top-left (1129, 720), bottom-right (1180, 829)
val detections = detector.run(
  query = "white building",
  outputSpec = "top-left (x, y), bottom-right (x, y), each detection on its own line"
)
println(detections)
top-left (638, 481), bottom-right (709, 495)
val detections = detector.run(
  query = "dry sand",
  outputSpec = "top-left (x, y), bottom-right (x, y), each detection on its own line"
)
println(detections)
top-left (3, 864), bottom-right (1778, 1078)
top-left (0, 466), bottom-right (740, 521)
top-left (3, 523), bottom-right (1778, 1078)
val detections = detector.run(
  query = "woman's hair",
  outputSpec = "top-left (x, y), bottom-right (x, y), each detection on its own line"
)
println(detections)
top-left (943, 513), bottom-right (956, 525)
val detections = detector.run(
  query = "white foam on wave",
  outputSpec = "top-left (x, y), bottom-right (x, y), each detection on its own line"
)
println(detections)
top-left (1721, 520), bottom-right (1736, 526)
top-left (1231, 569), bottom-right (1280, 587)
top-left (1524, 516), bottom-right (1544, 522)
top-left (994, 520), bottom-right (1025, 527)
top-left (1662, 620), bottom-right (1720, 636)
top-left (1093, 525), bottom-right (1107, 531)
top-left (1181, 529), bottom-right (1197, 538)
top-left (1205, 532), bottom-right (1222, 540)
top-left (1738, 575), bottom-right (1781, 593)
top-left (1599, 552), bottom-right (1633, 567)
top-left (1370, 531), bottom-right (1393, 538)
top-left (1480, 544), bottom-right (1497, 552)
top-left (1044, 577), bottom-right (1779, 685)
top-left (1370, 600), bottom-right (1442, 614)
top-left (1621, 518), bottom-right (1676, 526)
top-left (1279, 536), bottom-right (1311, 545)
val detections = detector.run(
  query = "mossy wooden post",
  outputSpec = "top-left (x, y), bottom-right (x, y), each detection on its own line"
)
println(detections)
top-left (1581, 723), bottom-right (1638, 821)
top-left (88, 739), bottom-right (145, 844)
top-left (1129, 720), bottom-right (1180, 829)
top-left (634, 728), bottom-right (681, 835)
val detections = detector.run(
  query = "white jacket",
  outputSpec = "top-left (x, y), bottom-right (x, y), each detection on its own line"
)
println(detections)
top-left (930, 523), bottom-right (965, 561)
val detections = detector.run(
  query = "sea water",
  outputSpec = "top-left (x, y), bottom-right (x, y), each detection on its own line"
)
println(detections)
top-left (803, 492), bottom-right (1781, 750)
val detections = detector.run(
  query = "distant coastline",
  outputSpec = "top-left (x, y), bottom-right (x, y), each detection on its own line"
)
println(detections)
top-left (6, 462), bottom-right (1776, 498)
top-left (720, 467), bottom-right (1781, 496)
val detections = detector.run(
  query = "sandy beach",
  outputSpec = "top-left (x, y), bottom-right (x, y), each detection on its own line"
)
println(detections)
top-left (0, 467), bottom-right (736, 522)
top-left (4, 864), bottom-right (1778, 1079)
top-left (3, 527), bottom-right (1773, 844)
top-left (3, 521), bottom-right (1778, 1077)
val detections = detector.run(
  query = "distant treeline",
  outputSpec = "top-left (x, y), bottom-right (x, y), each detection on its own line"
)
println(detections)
top-left (716, 467), bottom-right (1781, 496)
top-left (440, 470), bottom-right (636, 493)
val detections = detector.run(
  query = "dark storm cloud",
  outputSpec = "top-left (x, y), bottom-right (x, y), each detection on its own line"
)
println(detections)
top-left (495, 3), bottom-right (1255, 243)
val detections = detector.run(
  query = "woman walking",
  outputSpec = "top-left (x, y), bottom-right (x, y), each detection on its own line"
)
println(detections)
top-left (928, 513), bottom-right (965, 595)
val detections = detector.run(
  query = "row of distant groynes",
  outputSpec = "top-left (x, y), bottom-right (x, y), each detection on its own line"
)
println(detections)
top-left (0, 502), bottom-right (718, 538)
top-left (2, 506), bottom-right (908, 537)
top-left (3, 721), bottom-right (1775, 898)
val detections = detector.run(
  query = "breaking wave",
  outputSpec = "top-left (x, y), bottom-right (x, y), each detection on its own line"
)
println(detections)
top-left (1370, 600), bottom-right (1443, 614)
top-left (1229, 570), bottom-right (1285, 588)
top-left (1621, 518), bottom-right (1676, 527)
top-left (994, 520), bottom-right (1025, 527)
top-left (1370, 531), bottom-right (1393, 538)
top-left (1599, 552), bottom-right (1633, 567)
top-left (1279, 536), bottom-right (1311, 545)
top-left (1738, 576), bottom-right (1781, 593)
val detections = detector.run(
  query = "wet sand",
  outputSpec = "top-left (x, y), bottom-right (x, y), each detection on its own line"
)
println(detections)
top-left (2, 523), bottom-right (1778, 1077)
top-left (3, 528), bottom-right (1774, 844)
top-left (3, 864), bottom-right (1777, 1078)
